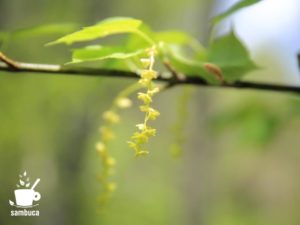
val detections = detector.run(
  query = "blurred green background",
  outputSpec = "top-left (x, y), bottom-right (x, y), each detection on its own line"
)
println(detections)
top-left (1, 0), bottom-right (300, 225)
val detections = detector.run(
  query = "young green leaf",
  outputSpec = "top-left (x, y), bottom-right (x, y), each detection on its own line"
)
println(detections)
top-left (212, 0), bottom-right (261, 25)
top-left (155, 31), bottom-right (194, 45)
top-left (0, 23), bottom-right (79, 50)
top-left (161, 44), bottom-right (218, 84)
top-left (207, 30), bottom-right (257, 82)
top-left (124, 23), bottom-right (155, 50)
top-left (71, 45), bottom-right (145, 64)
top-left (154, 30), bottom-right (206, 59)
top-left (47, 17), bottom-right (154, 45)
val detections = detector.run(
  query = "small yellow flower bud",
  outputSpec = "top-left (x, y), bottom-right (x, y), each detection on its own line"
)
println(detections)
top-left (137, 92), bottom-right (152, 104)
top-left (138, 78), bottom-right (151, 87)
top-left (148, 87), bottom-right (159, 96)
top-left (106, 157), bottom-right (116, 166)
top-left (141, 70), bottom-right (157, 80)
top-left (148, 108), bottom-right (160, 120)
top-left (106, 182), bottom-right (117, 192)
top-left (102, 111), bottom-right (120, 124)
top-left (136, 150), bottom-right (149, 157)
top-left (139, 105), bottom-right (149, 112)
top-left (140, 58), bottom-right (151, 68)
top-left (127, 141), bottom-right (136, 147)
top-left (99, 126), bottom-right (115, 140)
top-left (96, 142), bottom-right (106, 153)
top-left (116, 97), bottom-right (132, 108)
top-left (136, 123), bottom-right (145, 130)
top-left (131, 132), bottom-right (149, 144)
top-left (145, 128), bottom-right (156, 137)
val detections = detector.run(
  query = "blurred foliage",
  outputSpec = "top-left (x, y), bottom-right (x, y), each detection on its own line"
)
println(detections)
top-left (211, 95), bottom-right (300, 148)
top-left (210, 100), bottom-right (282, 147)
top-left (1, 0), bottom-right (300, 225)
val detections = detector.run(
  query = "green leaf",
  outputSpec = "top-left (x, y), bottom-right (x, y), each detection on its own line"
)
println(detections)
top-left (155, 31), bottom-right (194, 45)
top-left (125, 24), bottom-right (155, 50)
top-left (154, 30), bottom-right (206, 59)
top-left (47, 17), bottom-right (154, 46)
top-left (1, 23), bottom-right (79, 49)
top-left (213, 0), bottom-right (261, 25)
top-left (207, 30), bottom-right (257, 82)
top-left (161, 44), bottom-right (218, 84)
top-left (71, 45), bottom-right (145, 63)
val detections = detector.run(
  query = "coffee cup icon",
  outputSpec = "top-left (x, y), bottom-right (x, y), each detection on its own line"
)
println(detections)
top-left (12, 178), bottom-right (41, 207)
top-left (14, 189), bottom-right (41, 206)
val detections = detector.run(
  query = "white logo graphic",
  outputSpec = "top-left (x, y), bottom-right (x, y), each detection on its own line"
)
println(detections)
top-left (9, 171), bottom-right (41, 216)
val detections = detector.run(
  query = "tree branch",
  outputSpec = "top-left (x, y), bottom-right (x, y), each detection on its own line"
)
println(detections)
top-left (1, 59), bottom-right (300, 95)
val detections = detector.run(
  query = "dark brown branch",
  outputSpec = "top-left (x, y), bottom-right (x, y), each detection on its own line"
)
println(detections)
top-left (1, 60), bottom-right (300, 95)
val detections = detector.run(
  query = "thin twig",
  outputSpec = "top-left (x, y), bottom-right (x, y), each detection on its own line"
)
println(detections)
top-left (0, 52), bottom-right (19, 69)
top-left (0, 57), bottom-right (300, 95)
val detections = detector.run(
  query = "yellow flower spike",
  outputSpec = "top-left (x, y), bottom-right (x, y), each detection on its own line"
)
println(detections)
top-left (102, 110), bottom-right (120, 124)
top-left (96, 83), bottom-right (142, 208)
top-left (116, 97), bottom-right (132, 108)
top-left (128, 46), bottom-right (160, 157)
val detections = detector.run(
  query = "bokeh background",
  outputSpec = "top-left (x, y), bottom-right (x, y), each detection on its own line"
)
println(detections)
top-left (1, 0), bottom-right (300, 225)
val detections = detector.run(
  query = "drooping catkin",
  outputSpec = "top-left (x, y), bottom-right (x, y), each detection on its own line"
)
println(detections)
top-left (128, 47), bottom-right (160, 156)
top-left (96, 84), bottom-right (140, 205)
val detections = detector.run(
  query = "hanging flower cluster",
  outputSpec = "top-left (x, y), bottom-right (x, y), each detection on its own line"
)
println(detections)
top-left (96, 94), bottom-right (133, 204)
top-left (128, 47), bottom-right (160, 156)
